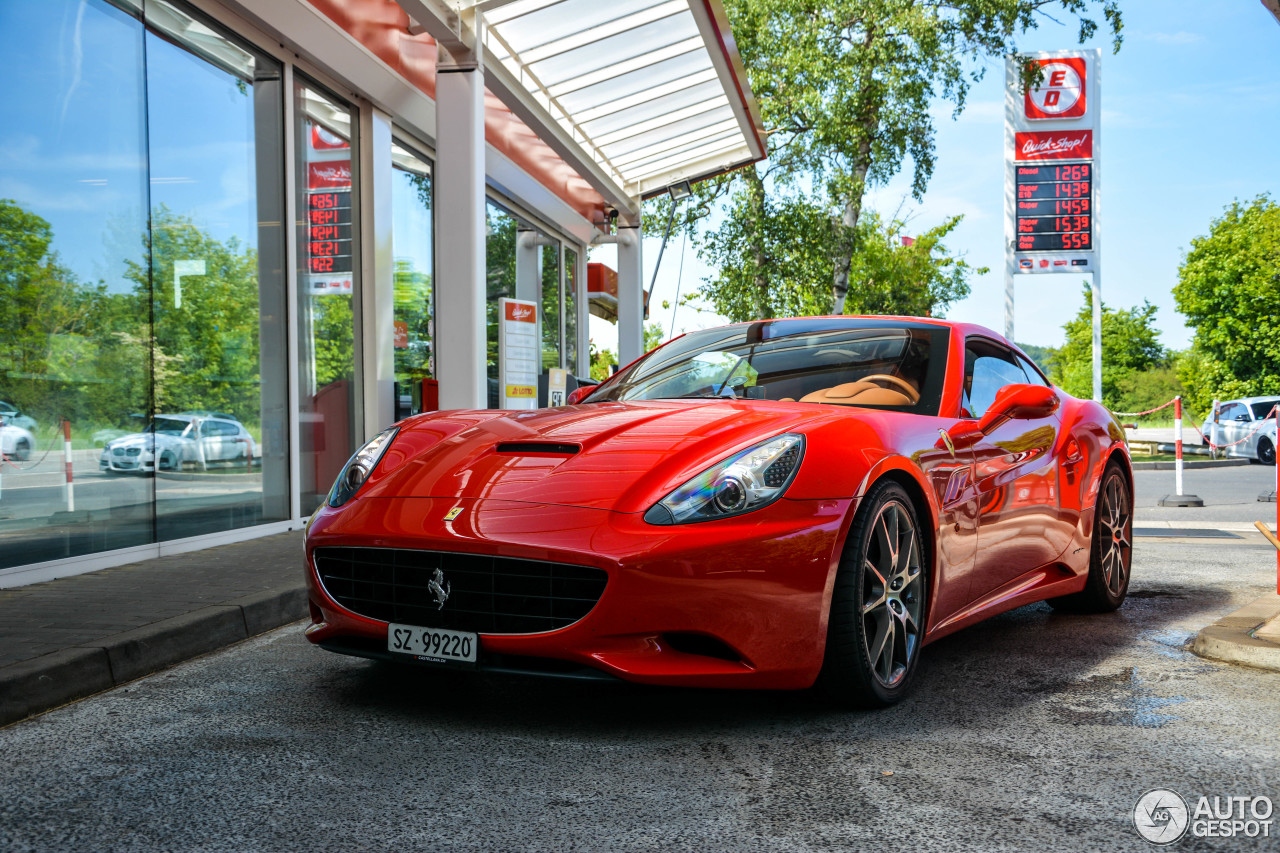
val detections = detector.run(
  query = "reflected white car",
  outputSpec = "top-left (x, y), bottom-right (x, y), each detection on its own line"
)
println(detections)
top-left (1201, 396), bottom-right (1278, 465)
top-left (99, 414), bottom-right (258, 473)
top-left (0, 417), bottom-right (35, 462)
top-left (0, 401), bottom-right (36, 432)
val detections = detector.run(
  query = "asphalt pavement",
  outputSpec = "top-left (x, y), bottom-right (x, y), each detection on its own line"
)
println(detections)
top-left (0, 526), bottom-right (1276, 851)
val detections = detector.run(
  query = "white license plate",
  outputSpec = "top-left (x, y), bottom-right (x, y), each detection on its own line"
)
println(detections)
top-left (387, 623), bottom-right (478, 666)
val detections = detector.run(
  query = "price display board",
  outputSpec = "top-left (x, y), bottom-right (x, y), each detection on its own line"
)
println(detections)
top-left (307, 190), bottom-right (353, 277)
top-left (1014, 163), bottom-right (1093, 252)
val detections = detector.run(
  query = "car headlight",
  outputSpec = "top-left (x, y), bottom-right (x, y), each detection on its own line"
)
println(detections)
top-left (328, 426), bottom-right (399, 508)
top-left (644, 433), bottom-right (805, 525)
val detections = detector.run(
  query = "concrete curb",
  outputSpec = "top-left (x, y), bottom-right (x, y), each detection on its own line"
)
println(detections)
top-left (0, 582), bottom-right (307, 727)
top-left (1130, 458), bottom-right (1251, 470)
top-left (1191, 591), bottom-right (1280, 672)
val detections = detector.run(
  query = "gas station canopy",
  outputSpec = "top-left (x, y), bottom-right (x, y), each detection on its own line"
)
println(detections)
top-left (398, 0), bottom-right (766, 213)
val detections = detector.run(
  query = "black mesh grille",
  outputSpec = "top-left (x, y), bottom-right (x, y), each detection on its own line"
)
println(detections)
top-left (314, 547), bottom-right (608, 635)
top-left (763, 445), bottom-right (800, 487)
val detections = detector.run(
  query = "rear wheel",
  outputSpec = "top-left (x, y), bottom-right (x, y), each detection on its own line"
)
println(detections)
top-left (1259, 438), bottom-right (1275, 466)
top-left (1050, 464), bottom-right (1131, 612)
top-left (817, 481), bottom-right (928, 708)
top-left (12, 438), bottom-right (31, 462)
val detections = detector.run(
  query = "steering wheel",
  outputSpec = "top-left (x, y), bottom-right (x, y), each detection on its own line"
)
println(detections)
top-left (859, 374), bottom-right (919, 403)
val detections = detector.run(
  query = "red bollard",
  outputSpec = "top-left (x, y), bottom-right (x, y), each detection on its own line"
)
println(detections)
top-left (63, 418), bottom-right (75, 512)
top-left (1158, 396), bottom-right (1203, 507)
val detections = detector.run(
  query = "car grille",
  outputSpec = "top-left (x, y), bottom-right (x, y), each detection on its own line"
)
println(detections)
top-left (313, 547), bottom-right (608, 635)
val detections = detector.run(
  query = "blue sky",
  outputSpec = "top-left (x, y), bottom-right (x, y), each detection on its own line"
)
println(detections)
top-left (616, 0), bottom-right (1280, 354)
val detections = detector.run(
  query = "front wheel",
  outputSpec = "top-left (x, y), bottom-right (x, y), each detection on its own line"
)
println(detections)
top-left (1259, 438), bottom-right (1275, 466)
top-left (817, 481), bottom-right (928, 708)
top-left (12, 438), bottom-right (31, 462)
top-left (1050, 464), bottom-right (1132, 612)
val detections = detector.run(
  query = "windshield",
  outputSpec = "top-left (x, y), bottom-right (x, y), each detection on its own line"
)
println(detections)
top-left (1251, 400), bottom-right (1279, 419)
top-left (588, 318), bottom-right (949, 415)
top-left (148, 418), bottom-right (193, 435)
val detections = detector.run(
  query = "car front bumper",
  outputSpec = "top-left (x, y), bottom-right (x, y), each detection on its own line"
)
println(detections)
top-left (303, 495), bottom-right (852, 689)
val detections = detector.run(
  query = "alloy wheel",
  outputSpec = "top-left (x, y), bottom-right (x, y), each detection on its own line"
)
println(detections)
top-left (1097, 474), bottom-right (1132, 596)
top-left (860, 500), bottom-right (923, 688)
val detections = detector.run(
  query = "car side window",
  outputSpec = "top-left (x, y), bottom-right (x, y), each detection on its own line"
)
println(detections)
top-left (964, 340), bottom-right (1030, 419)
top-left (1219, 403), bottom-right (1243, 421)
top-left (1015, 354), bottom-right (1051, 388)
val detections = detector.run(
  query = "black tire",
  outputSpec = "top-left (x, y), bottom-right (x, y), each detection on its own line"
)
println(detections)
top-left (1050, 464), bottom-right (1132, 613)
top-left (159, 450), bottom-right (179, 471)
top-left (817, 480), bottom-right (928, 708)
top-left (1259, 438), bottom-right (1275, 466)
top-left (13, 438), bottom-right (31, 462)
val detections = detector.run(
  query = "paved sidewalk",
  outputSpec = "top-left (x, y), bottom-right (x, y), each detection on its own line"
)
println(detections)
top-left (0, 531), bottom-right (306, 726)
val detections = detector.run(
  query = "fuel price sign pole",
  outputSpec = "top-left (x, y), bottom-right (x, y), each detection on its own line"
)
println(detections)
top-left (1005, 49), bottom-right (1102, 401)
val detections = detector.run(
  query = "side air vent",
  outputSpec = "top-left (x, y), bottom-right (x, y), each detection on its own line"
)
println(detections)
top-left (494, 442), bottom-right (580, 455)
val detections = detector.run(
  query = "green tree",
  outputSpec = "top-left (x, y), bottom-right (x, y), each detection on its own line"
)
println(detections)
top-left (650, 0), bottom-right (1120, 319)
top-left (1053, 284), bottom-right (1164, 406)
top-left (1172, 195), bottom-right (1280, 413)
top-left (125, 206), bottom-right (263, 416)
top-left (0, 199), bottom-right (99, 420)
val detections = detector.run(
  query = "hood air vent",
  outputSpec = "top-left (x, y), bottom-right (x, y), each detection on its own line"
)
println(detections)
top-left (494, 442), bottom-right (580, 455)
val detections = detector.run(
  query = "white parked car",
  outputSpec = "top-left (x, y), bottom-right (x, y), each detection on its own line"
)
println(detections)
top-left (1201, 396), bottom-right (1278, 465)
top-left (0, 415), bottom-right (35, 461)
top-left (99, 414), bottom-right (258, 473)
top-left (0, 401), bottom-right (37, 432)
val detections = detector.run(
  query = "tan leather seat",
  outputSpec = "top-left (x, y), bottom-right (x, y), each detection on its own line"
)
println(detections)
top-left (798, 380), bottom-right (914, 407)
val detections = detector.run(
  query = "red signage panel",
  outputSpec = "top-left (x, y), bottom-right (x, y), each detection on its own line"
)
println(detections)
top-left (1024, 57), bottom-right (1088, 120)
top-left (1014, 130), bottom-right (1093, 161)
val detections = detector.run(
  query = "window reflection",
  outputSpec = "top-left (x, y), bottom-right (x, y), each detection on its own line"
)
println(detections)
top-left (565, 248), bottom-right (579, 375)
top-left (296, 79), bottom-right (359, 514)
top-left (144, 2), bottom-right (288, 539)
top-left (484, 201), bottom-right (563, 408)
top-left (0, 0), bottom-right (151, 568)
top-left (392, 140), bottom-right (433, 419)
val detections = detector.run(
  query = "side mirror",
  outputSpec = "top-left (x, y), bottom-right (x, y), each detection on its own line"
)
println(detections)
top-left (976, 383), bottom-right (1060, 434)
top-left (1235, 414), bottom-right (1251, 422)
top-left (566, 385), bottom-right (595, 405)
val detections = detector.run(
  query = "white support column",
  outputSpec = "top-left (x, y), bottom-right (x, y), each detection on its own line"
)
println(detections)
top-left (575, 246), bottom-right (589, 378)
top-left (359, 106), bottom-right (395, 437)
top-left (616, 222), bottom-right (644, 366)
top-left (434, 32), bottom-right (488, 410)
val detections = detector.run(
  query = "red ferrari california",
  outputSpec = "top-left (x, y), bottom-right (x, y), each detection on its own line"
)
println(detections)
top-left (303, 316), bottom-right (1132, 706)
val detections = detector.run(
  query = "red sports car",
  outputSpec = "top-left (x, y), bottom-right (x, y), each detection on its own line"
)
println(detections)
top-left (303, 316), bottom-right (1132, 706)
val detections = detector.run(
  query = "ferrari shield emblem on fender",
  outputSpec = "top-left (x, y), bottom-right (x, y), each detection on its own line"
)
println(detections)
top-left (444, 506), bottom-right (463, 521)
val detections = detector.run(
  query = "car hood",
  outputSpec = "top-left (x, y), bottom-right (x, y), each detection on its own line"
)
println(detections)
top-left (106, 432), bottom-right (190, 452)
top-left (360, 401), bottom-right (848, 513)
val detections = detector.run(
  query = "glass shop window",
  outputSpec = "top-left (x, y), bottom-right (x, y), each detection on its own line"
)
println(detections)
top-left (295, 78), bottom-right (359, 515)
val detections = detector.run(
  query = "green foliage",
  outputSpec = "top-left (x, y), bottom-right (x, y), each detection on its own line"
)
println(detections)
top-left (394, 259), bottom-right (433, 381)
top-left (1015, 343), bottom-right (1058, 377)
top-left (840, 212), bottom-right (981, 317)
top-left (1114, 365), bottom-right (1184, 418)
top-left (0, 199), bottom-right (101, 420)
top-left (692, 193), bottom-right (981, 322)
top-left (1053, 284), bottom-right (1166, 407)
top-left (695, 186), bottom-right (837, 321)
top-left (126, 206), bottom-right (264, 415)
top-left (1172, 195), bottom-right (1280, 413)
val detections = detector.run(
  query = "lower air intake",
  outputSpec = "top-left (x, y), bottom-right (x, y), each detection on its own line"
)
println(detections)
top-left (314, 547), bottom-right (607, 635)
